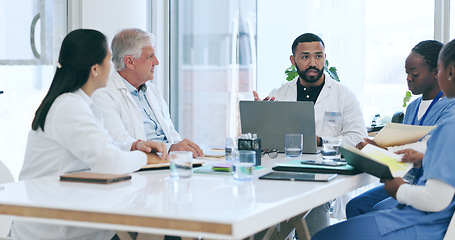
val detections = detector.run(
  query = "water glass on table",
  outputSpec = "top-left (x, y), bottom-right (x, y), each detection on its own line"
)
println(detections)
top-left (225, 137), bottom-right (236, 163)
top-left (321, 136), bottom-right (342, 161)
top-left (285, 133), bottom-right (303, 157)
top-left (233, 150), bottom-right (256, 181)
top-left (170, 151), bottom-right (193, 178)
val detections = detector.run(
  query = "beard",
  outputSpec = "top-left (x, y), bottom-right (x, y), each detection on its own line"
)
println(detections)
top-left (296, 65), bottom-right (324, 83)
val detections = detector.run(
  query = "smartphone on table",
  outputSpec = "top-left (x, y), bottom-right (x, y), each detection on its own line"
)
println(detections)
top-left (300, 160), bottom-right (346, 166)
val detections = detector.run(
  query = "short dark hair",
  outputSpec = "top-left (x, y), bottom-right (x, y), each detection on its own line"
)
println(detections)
top-left (412, 40), bottom-right (443, 70)
top-left (32, 29), bottom-right (108, 131)
top-left (439, 38), bottom-right (455, 68)
top-left (291, 33), bottom-right (325, 55)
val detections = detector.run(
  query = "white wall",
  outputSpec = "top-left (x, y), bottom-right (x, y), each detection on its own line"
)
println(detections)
top-left (71, 0), bottom-right (148, 41)
top-left (256, 1), bottom-right (306, 97)
top-left (257, 1), bottom-right (365, 99)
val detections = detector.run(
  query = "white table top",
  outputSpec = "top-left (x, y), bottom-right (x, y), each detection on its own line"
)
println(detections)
top-left (0, 154), bottom-right (376, 239)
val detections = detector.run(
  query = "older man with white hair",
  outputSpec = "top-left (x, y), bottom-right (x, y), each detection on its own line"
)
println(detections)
top-left (93, 28), bottom-right (203, 157)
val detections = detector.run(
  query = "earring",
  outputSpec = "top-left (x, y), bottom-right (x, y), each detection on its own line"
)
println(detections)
top-left (449, 77), bottom-right (452, 81)
top-left (94, 72), bottom-right (98, 77)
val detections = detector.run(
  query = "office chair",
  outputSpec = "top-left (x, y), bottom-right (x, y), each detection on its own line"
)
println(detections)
top-left (391, 111), bottom-right (404, 123)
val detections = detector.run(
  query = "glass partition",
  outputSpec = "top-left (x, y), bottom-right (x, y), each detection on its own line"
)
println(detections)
top-left (257, 0), bottom-right (434, 125)
top-left (0, 0), bottom-right (67, 179)
top-left (170, 0), bottom-right (257, 147)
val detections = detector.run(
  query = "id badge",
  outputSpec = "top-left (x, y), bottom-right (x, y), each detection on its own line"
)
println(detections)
top-left (323, 112), bottom-right (342, 124)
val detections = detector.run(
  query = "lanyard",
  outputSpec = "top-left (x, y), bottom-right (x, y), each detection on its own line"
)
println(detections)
top-left (411, 91), bottom-right (443, 125)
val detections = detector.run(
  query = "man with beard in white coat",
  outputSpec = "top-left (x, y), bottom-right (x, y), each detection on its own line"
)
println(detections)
top-left (93, 28), bottom-right (203, 158)
top-left (253, 33), bottom-right (367, 236)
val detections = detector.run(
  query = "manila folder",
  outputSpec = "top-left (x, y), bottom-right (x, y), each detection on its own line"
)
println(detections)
top-left (373, 122), bottom-right (435, 148)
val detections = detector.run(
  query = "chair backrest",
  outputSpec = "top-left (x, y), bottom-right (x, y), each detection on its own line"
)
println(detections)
top-left (444, 212), bottom-right (455, 240)
top-left (0, 161), bottom-right (13, 238)
top-left (391, 111), bottom-right (404, 124)
top-left (0, 161), bottom-right (13, 184)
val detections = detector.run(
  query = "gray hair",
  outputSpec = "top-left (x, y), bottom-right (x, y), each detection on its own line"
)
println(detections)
top-left (111, 28), bottom-right (156, 71)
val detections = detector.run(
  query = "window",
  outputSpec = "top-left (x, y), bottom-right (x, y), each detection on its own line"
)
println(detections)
top-left (0, 0), bottom-right (66, 179)
top-left (170, 0), bottom-right (447, 147)
top-left (257, 0), bottom-right (434, 125)
top-left (451, 0), bottom-right (455, 40)
top-left (170, 0), bottom-right (257, 147)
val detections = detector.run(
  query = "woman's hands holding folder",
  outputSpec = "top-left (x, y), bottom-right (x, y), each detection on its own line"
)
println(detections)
top-left (355, 138), bottom-right (381, 150)
top-left (381, 177), bottom-right (406, 199)
top-left (395, 148), bottom-right (424, 168)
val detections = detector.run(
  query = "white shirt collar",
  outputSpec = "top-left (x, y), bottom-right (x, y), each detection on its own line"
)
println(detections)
top-left (75, 89), bottom-right (93, 105)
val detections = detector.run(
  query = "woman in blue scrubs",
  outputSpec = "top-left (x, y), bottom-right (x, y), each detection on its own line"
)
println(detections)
top-left (347, 40), bottom-right (455, 219)
top-left (313, 39), bottom-right (455, 239)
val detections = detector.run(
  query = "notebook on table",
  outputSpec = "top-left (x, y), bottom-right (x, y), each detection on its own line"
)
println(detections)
top-left (239, 100), bottom-right (317, 154)
top-left (259, 171), bottom-right (337, 182)
top-left (272, 159), bottom-right (360, 175)
top-left (60, 172), bottom-right (131, 184)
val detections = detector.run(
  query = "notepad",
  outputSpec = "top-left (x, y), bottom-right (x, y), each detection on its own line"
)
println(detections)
top-left (60, 172), bottom-right (131, 184)
top-left (212, 162), bottom-right (233, 172)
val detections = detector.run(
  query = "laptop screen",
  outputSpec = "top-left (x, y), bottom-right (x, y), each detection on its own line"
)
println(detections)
top-left (239, 101), bottom-right (317, 154)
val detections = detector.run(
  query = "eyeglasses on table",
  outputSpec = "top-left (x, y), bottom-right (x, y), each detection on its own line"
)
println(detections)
top-left (261, 149), bottom-right (278, 159)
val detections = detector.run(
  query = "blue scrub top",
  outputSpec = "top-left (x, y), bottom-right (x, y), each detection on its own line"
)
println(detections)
top-left (403, 96), bottom-right (455, 126)
top-left (374, 118), bottom-right (455, 239)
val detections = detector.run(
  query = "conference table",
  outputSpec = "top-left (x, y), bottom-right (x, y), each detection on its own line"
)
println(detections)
top-left (0, 154), bottom-right (377, 240)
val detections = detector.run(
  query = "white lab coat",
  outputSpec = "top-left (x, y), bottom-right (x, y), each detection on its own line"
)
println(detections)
top-left (270, 75), bottom-right (368, 221)
top-left (92, 72), bottom-right (181, 150)
top-left (269, 75), bottom-right (367, 146)
top-left (12, 89), bottom-right (147, 240)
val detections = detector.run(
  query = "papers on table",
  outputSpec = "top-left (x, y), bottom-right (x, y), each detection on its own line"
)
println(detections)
top-left (203, 148), bottom-right (225, 158)
top-left (140, 159), bottom-right (204, 171)
top-left (373, 123), bottom-right (435, 148)
top-left (139, 146), bottom-right (223, 171)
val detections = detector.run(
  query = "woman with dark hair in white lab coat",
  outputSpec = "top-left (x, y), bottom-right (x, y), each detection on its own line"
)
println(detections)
top-left (11, 29), bottom-right (168, 240)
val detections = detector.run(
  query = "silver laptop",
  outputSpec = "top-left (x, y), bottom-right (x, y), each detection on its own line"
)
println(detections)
top-left (239, 101), bottom-right (317, 154)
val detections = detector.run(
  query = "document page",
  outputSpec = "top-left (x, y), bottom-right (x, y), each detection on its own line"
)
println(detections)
top-left (361, 144), bottom-right (413, 178)
top-left (373, 123), bottom-right (435, 148)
